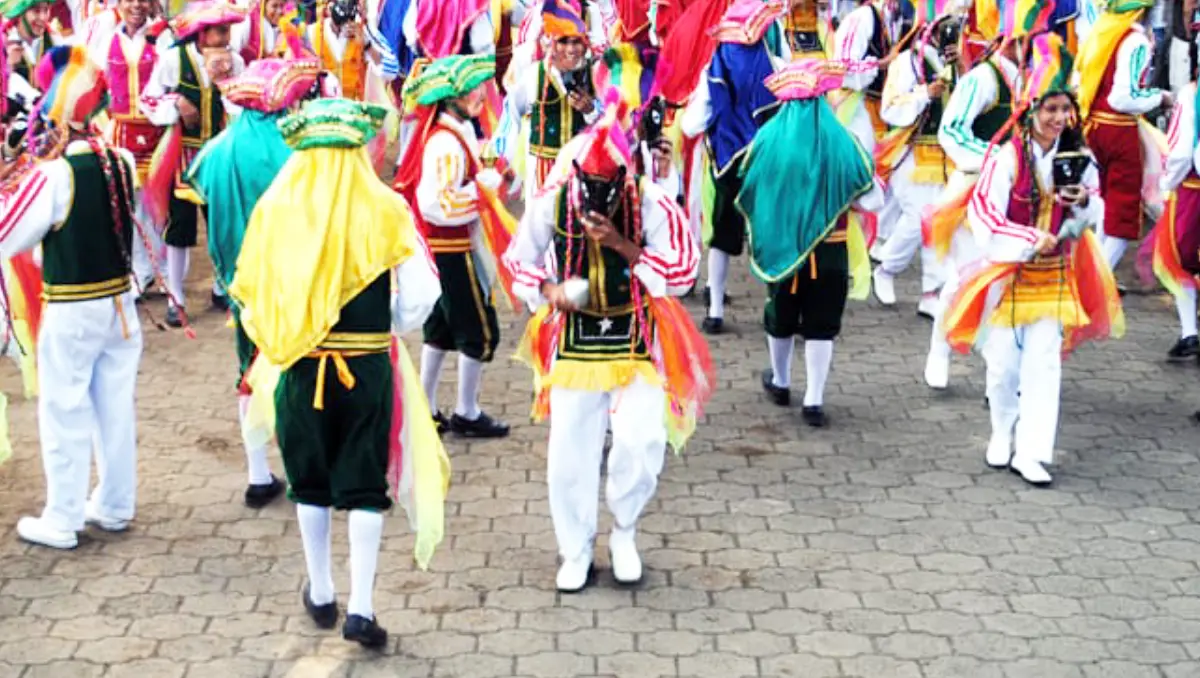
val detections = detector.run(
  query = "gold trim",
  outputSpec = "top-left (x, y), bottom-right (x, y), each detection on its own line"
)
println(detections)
top-left (427, 237), bottom-right (472, 253)
top-left (1088, 111), bottom-right (1137, 127)
top-left (1182, 178), bottom-right (1200, 190)
top-left (44, 276), bottom-right (132, 302)
top-left (464, 252), bottom-right (494, 361)
top-left (315, 331), bottom-right (391, 352)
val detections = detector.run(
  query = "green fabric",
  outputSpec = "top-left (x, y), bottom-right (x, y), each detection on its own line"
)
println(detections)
top-left (971, 62), bottom-right (1012, 143)
top-left (762, 241), bottom-right (848, 340)
top-left (331, 273), bottom-right (391, 333)
top-left (735, 98), bottom-right (874, 284)
top-left (276, 351), bottom-right (393, 511)
top-left (279, 97), bottom-right (387, 149)
top-left (233, 308), bottom-right (255, 382)
top-left (422, 252), bottom-right (500, 362)
top-left (403, 53), bottom-right (495, 106)
top-left (1107, 0), bottom-right (1154, 13)
top-left (529, 62), bottom-right (590, 156)
top-left (186, 109), bottom-right (291, 288)
top-left (178, 48), bottom-right (226, 147)
top-left (1, 0), bottom-right (53, 20)
top-left (42, 151), bottom-right (134, 287)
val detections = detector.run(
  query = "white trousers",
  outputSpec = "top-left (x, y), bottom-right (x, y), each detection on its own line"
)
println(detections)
top-left (877, 162), bottom-right (945, 293)
top-left (129, 188), bottom-right (164, 291)
top-left (1170, 37), bottom-right (1192, 95)
top-left (38, 293), bottom-right (142, 532)
top-left (546, 375), bottom-right (667, 562)
top-left (982, 318), bottom-right (1062, 465)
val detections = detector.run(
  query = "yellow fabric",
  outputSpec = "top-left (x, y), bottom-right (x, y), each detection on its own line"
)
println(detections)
top-left (989, 256), bottom-right (1090, 330)
top-left (911, 143), bottom-right (953, 184)
top-left (543, 359), bottom-right (662, 396)
top-left (846, 213), bottom-right (869, 301)
top-left (394, 340), bottom-right (451, 570)
top-left (229, 146), bottom-right (417, 370)
top-left (975, 0), bottom-right (999, 40)
top-left (1075, 9), bottom-right (1142, 120)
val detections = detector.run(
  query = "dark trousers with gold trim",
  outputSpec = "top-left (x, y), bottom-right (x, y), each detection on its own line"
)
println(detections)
top-left (709, 158), bottom-right (747, 257)
top-left (165, 196), bottom-right (205, 248)
top-left (423, 251), bottom-right (500, 362)
top-left (763, 241), bottom-right (848, 341)
top-left (275, 352), bottom-right (392, 511)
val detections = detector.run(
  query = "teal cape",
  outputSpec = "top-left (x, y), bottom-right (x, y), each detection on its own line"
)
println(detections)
top-left (185, 110), bottom-right (293, 288)
top-left (735, 97), bottom-right (874, 284)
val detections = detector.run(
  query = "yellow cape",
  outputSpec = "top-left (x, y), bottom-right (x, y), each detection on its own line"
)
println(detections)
top-left (1074, 9), bottom-right (1143, 120)
top-left (229, 146), bottom-right (417, 368)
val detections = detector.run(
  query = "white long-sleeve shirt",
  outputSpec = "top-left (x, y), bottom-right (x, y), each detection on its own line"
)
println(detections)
top-left (881, 45), bottom-right (943, 128)
top-left (1106, 24), bottom-right (1166, 115)
top-left (1161, 81), bottom-right (1198, 192)
top-left (391, 244), bottom-right (442, 333)
top-left (230, 14), bottom-right (279, 57)
top-left (139, 43), bottom-right (246, 126)
top-left (969, 139), bottom-right (1104, 263)
top-left (832, 3), bottom-right (887, 92)
top-left (416, 113), bottom-right (482, 227)
top-left (938, 55), bottom-right (1019, 173)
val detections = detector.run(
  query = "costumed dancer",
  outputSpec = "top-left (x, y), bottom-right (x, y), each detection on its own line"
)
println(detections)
top-left (140, 0), bottom-right (247, 327)
top-left (185, 57), bottom-right (322, 507)
top-left (504, 94), bottom-right (706, 593)
top-left (920, 0), bottom-right (1021, 389)
top-left (4, 0), bottom-right (60, 83)
top-left (4, 46), bottom-right (143, 548)
top-left (395, 54), bottom-right (514, 438)
top-left (944, 32), bottom-right (1122, 486)
top-left (87, 0), bottom-right (170, 299)
top-left (1074, 0), bottom-right (1170, 273)
top-left (872, 5), bottom-right (962, 316)
top-left (228, 98), bottom-right (448, 647)
top-left (680, 0), bottom-right (787, 335)
top-left (231, 0), bottom-right (286, 63)
top-left (1141, 75), bottom-right (1200, 361)
top-left (307, 0), bottom-right (369, 99)
top-left (493, 0), bottom-right (600, 205)
top-left (738, 58), bottom-right (882, 428)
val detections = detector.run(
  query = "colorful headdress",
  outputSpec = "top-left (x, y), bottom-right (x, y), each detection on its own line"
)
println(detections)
top-left (970, 0), bottom-right (1001, 41)
top-left (170, 0), bottom-right (248, 42)
top-left (571, 92), bottom-right (633, 178)
top-left (1001, 0), bottom-right (1054, 38)
top-left (0, 0), bottom-right (53, 20)
top-left (710, 0), bottom-right (785, 45)
top-left (400, 53), bottom-right (495, 106)
top-left (915, 0), bottom-right (953, 25)
top-left (34, 46), bottom-right (107, 126)
top-left (278, 97), bottom-right (388, 150)
top-left (541, 0), bottom-right (587, 39)
top-left (220, 57), bottom-right (320, 112)
top-left (1020, 30), bottom-right (1072, 108)
top-left (764, 59), bottom-right (846, 102)
top-left (596, 42), bottom-right (662, 122)
top-left (1105, 0), bottom-right (1154, 13)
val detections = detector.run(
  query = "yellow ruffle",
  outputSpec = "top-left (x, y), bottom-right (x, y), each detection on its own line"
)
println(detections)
top-left (989, 260), bottom-right (1091, 332)
top-left (229, 146), bottom-right (418, 370)
top-left (544, 359), bottom-right (662, 394)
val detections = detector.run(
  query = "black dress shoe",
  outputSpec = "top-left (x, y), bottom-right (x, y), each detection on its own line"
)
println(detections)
top-left (701, 317), bottom-right (724, 335)
top-left (244, 476), bottom-right (285, 509)
top-left (165, 306), bottom-right (183, 328)
top-left (760, 368), bottom-right (790, 406)
top-left (1167, 335), bottom-right (1199, 361)
top-left (432, 411), bottom-right (449, 435)
top-left (342, 614), bottom-right (388, 649)
top-left (211, 291), bottom-right (231, 312)
top-left (1116, 283), bottom-right (1128, 297)
top-left (449, 411), bottom-right (510, 439)
top-left (802, 406), bottom-right (828, 428)
top-left (302, 584), bottom-right (338, 630)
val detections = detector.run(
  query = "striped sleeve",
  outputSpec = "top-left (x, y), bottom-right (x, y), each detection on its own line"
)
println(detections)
top-left (968, 144), bottom-right (1041, 263)
top-left (937, 65), bottom-right (995, 173)
top-left (634, 182), bottom-right (699, 297)
top-left (416, 132), bottom-right (480, 227)
top-left (1108, 30), bottom-right (1165, 115)
top-left (0, 160), bottom-right (69, 258)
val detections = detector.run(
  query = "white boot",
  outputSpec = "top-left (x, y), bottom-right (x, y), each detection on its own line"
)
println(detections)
top-left (609, 526), bottom-right (643, 585)
top-left (923, 350), bottom-right (949, 390)
top-left (17, 516), bottom-right (78, 549)
top-left (985, 435), bottom-right (1013, 469)
top-left (556, 554), bottom-right (593, 593)
top-left (1010, 456), bottom-right (1052, 486)
top-left (872, 266), bottom-right (897, 306)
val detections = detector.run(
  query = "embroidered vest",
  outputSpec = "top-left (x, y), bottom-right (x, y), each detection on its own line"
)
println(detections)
top-left (917, 57), bottom-right (951, 139)
top-left (177, 47), bottom-right (227, 149)
top-left (1007, 141), bottom-right (1067, 245)
top-left (107, 32), bottom-right (158, 117)
top-left (41, 151), bottom-right (135, 302)
top-left (970, 61), bottom-right (1012, 146)
top-left (529, 62), bottom-right (592, 159)
top-left (316, 22), bottom-right (365, 99)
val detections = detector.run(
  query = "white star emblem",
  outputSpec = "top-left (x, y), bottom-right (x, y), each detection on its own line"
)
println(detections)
top-left (136, 135), bottom-right (146, 145)
top-left (598, 317), bottom-right (613, 335)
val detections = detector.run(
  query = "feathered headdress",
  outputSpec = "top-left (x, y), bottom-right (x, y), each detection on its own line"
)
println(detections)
top-left (34, 45), bottom-right (107, 127)
top-left (1001, 0), bottom-right (1055, 38)
top-left (220, 57), bottom-right (321, 113)
top-left (710, 0), bottom-right (785, 45)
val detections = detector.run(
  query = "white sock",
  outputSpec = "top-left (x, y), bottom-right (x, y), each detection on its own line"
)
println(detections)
top-left (1178, 287), bottom-right (1198, 339)
top-left (347, 509), bottom-right (383, 619)
top-left (212, 279), bottom-right (225, 297)
top-left (803, 340), bottom-right (833, 407)
top-left (706, 249), bottom-right (729, 319)
top-left (419, 345), bottom-right (447, 415)
top-left (456, 354), bottom-right (483, 419)
top-left (238, 395), bottom-right (273, 485)
top-left (166, 246), bottom-right (189, 309)
top-left (767, 335), bottom-right (794, 388)
top-left (296, 504), bottom-right (335, 605)
top-left (1102, 236), bottom-right (1129, 272)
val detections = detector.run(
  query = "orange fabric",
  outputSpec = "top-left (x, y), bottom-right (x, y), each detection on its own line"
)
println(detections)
top-left (316, 23), bottom-right (365, 99)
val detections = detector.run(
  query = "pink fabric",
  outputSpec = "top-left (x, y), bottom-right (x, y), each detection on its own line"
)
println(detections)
top-left (416, 0), bottom-right (489, 58)
top-left (107, 33), bottom-right (157, 115)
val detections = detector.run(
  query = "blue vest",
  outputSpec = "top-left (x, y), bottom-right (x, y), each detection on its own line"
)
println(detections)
top-left (706, 39), bottom-right (779, 178)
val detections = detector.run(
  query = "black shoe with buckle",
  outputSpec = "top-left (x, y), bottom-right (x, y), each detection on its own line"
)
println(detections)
top-left (1168, 335), bottom-right (1199, 361)
top-left (802, 406), bottom-right (828, 428)
top-left (760, 368), bottom-right (790, 407)
top-left (244, 475), bottom-right (285, 509)
top-left (432, 411), bottom-right (449, 435)
top-left (701, 317), bottom-right (724, 335)
top-left (211, 291), bottom-right (231, 312)
top-left (342, 614), bottom-right (388, 649)
top-left (302, 583), bottom-right (338, 630)
top-left (449, 411), bottom-right (510, 439)
top-left (165, 306), bottom-right (183, 328)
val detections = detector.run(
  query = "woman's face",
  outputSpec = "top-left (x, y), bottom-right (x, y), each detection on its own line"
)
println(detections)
top-left (264, 0), bottom-right (285, 26)
top-left (1033, 93), bottom-right (1072, 142)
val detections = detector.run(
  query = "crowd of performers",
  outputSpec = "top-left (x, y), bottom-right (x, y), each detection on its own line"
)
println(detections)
top-left (0, 0), bottom-right (1195, 646)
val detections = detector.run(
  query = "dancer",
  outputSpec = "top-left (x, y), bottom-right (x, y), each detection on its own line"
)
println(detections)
top-left (1074, 0), bottom-right (1168, 273)
top-left (737, 58), bottom-right (882, 427)
top-left (308, 0), bottom-right (369, 99)
top-left (872, 9), bottom-right (962, 316)
top-left (681, 0), bottom-right (787, 334)
top-left (3, 47), bottom-right (142, 548)
top-left (186, 57), bottom-right (322, 506)
top-left (946, 32), bottom-right (1122, 486)
top-left (229, 97), bottom-right (445, 647)
top-left (140, 0), bottom-right (247, 327)
top-left (4, 0), bottom-right (59, 83)
top-left (232, 0), bottom-right (285, 62)
top-left (505, 95), bottom-right (703, 593)
top-left (395, 53), bottom-right (513, 438)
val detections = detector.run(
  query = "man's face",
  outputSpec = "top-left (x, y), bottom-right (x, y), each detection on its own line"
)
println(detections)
top-left (118, 0), bottom-right (151, 30)
top-left (450, 87), bottom-right (486, 119)
top-left (264, 0), bottom-right (285, 25)
top-left (23, 5), bottom-right (51, 38)
top-left (199, 24), bottom-right (231, 49)
top-left (551, 36), bottom-right (585, 72)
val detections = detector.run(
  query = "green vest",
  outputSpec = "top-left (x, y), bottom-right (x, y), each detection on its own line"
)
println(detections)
top-left (177, 47), bottom-right (226, 150)
top-left (918, 57), bottom-right (952, 139)
top-left (316, 272), bottom-right (392, 351)
top-left (529, 62), bottom-right (591, 159)
top-left (551, 182), bottom-right (652, 362)
top-left (42, 151), bottom-right (134, 302)
top-left (970, 61), bottom-right (1012, 145)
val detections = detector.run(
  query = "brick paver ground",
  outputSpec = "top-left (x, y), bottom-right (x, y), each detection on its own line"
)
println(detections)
top-left (0, 255), bottom-right (1198, 678)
